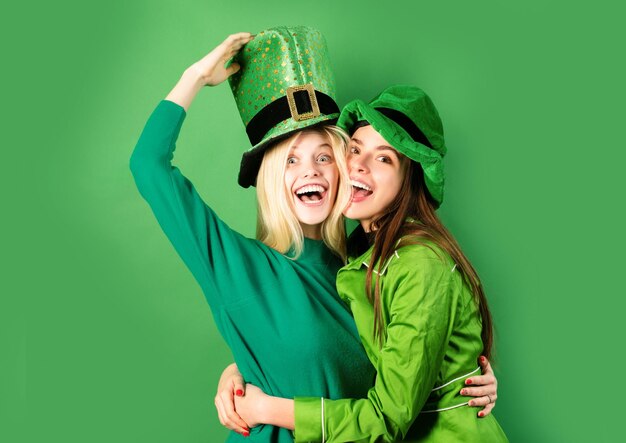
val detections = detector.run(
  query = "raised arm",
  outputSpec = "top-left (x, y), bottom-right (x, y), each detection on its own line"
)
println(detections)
top-left (129, 33), bottom-right (263, 306)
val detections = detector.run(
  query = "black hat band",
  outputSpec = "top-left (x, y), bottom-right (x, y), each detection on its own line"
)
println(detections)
top-left (375, 107), bottom-right (433, 149)
top-left (246, 89), bottom-right (339, 146)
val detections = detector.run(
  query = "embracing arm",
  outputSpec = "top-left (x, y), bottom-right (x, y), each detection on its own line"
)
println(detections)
top-left (231, 356), bottom-right (499, 437)
top-left (232, 254), bottom-right (454, 442)
top-left (230, 253), bottom-right (499, 441)
top-left (291, 257), bottom-right (455, 442)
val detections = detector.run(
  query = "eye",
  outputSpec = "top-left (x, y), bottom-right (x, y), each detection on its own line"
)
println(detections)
top-left (287, 156), bottom-right (297, 165)
top-left (349, 146), bottom-right (360, 154)
top-left (317, 154), bottom-right (333, 163)
top-left (376, 155), bottom-right (392, 164)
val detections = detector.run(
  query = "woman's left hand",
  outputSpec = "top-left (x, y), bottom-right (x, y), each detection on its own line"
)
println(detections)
top-left (460, 356), bottom-right (498, 417)
top-left (214, 363), bottom-right (250, 435)
top-left (234, 384), bottom-right (269, 428)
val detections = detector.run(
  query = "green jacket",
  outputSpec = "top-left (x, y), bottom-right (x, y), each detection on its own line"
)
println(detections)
top-left (294, 237), bottom-right (508, 442)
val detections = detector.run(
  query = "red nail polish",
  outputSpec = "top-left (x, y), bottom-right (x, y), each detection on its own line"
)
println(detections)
top-left (480, 356), bottom-right (486, 363)
top-left (236, 389), bottom-right (244, 396)
top-left (243, 431), bottom-right (250, 437)
top-left (478, 412), bottom-right (484, 417)
top-left (466, 379), bottom-right (472, 385)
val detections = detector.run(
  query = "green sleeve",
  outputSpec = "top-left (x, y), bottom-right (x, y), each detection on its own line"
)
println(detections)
top-left (129, 100), bottom-right (268, 308)
top-left (294, 252), bottom-right (459, 442)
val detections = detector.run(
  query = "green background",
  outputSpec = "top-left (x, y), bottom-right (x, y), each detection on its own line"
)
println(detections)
top-left (3, 0), bottom-right (624, 441)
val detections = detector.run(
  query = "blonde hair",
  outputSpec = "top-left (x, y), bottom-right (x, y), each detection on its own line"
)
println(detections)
top-left (256, 125), bottom-right (352, 261)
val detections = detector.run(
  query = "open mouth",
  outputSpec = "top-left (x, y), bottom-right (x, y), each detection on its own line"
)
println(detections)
top-left (351, 180), bottom-right (373, 200)
top-left (295, 184), bottom-right (327, 205)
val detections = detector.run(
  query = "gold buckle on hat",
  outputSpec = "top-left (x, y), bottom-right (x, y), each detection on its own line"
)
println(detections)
top-left (286, 84), bottom-right (320, 122)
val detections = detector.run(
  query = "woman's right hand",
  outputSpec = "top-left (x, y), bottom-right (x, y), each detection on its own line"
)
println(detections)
top-left (166, 32), bottom-right (254, 110)
top-left (214, 363), bottom-right (250, 436)
top-left (192, 32), bottom-right (254, 87)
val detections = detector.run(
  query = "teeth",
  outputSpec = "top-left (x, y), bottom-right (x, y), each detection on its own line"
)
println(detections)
top-left (351, 180), bottom-right (371, 191)
top-left (296, 185), bottom-right (325, 195)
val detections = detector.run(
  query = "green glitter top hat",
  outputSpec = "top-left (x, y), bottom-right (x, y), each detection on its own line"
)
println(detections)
top-left (228, 26), bottom-right (340, 188)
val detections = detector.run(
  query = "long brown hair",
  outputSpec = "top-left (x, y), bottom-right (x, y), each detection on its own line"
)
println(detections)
top-left (364, 159), bottom-right (493, 358)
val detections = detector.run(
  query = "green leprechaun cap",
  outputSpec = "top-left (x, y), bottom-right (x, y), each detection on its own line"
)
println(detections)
top-left (229, 26), bottom-right (340, 188)
top-left (338, 85), bottom-right (447, 207)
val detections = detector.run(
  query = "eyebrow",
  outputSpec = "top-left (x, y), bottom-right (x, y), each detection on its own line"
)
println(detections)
top-left (290, 143), bottom-right (332, 151)
top-left (351, 138), bottom-right (396, 153)
top-left (351, 137), bottom-right (363, 145)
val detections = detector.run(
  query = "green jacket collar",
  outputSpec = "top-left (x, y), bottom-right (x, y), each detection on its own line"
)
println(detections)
top-left (344, 242), bottom-right (401, 276)
top-left (344, 218), bottom-right (423, 274)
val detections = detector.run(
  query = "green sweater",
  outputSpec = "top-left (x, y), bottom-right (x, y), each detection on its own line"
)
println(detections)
top-left (130, 100), bottom-right (374, 442)
top-left (294, 235), bottom-right (508, 442)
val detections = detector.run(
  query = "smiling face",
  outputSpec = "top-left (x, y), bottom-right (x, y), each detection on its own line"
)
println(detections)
top-left (344, 125), bottom-right (408, 231)
top-left (284, 131), bottom-right (340, 238)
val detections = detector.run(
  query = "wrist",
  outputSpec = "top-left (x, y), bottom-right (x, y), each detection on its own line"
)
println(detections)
top-left (184, 65), bottom-right (206, 88)
top-left (257, 393), bottom-right (274, 425)
top-left (165, 67), bottom-right (205, 110)
top-left (257, 395), bottom-right (295, 430)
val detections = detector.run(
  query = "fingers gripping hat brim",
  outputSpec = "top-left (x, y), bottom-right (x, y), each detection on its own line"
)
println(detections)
top-left (337, 88), bottom-right (446, 207)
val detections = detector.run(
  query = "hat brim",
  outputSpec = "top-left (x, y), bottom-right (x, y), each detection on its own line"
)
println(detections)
top-left (238, 113), bottom-right (339, 188)
top-left (337, 100), bottom-right (444, 206)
